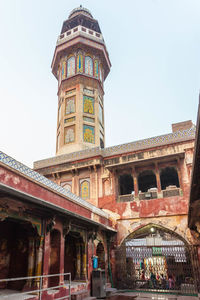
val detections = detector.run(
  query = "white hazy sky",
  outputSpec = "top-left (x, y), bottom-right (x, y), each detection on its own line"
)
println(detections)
top-left (0, 0), bottom-right (200, 167)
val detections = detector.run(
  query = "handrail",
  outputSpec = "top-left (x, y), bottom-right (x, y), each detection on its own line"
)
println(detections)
top-left (0, 272), bottom-right (71, 300)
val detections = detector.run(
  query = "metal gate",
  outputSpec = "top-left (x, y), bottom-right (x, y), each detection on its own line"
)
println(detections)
top-left (115, 227), bottom-right (199, 295)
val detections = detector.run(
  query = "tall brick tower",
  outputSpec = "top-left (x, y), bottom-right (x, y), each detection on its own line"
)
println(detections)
top-left (52, 6), bottom-right (111, 155)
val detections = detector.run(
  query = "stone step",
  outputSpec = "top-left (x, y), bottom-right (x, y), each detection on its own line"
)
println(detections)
top-left (106, 287), bottom-right (118, 296)
top-left (71, 289), bottom-right (89, 300)
top-left (107, 293), bottom-right (137, 300)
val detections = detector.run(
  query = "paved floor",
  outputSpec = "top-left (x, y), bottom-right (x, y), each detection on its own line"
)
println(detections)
top-left (118, 291), bottom-right (199, 299)
top-left (0, 289), bottom-right (35, 299)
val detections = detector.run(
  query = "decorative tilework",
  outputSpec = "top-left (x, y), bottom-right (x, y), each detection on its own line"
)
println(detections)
top-left (66, 97), bottom-right (75, 115)
top-left (94, 60), bottom-right (99, 78)
top-left (67, 56), bottom-right (75, 77)
top-left (77, 54), bottom-right (83, 73)
top-left (0, 151), bottom-right (108, 218)
top-left (83, 116), bottom-right (95, 123)
top-left (65, 89), bottom-right (76, 96)
top-left (80, 179), bottom-right (90, 200)
top-left (64, 117), bottom-right (76, 123)
top-left (65, 125), bottom-right (75, 143)
top-left (83, 125), bottom-right (95, 144)
top-left (83, 88), bottom-right (93, 96)
top-left (62, 61), bottom-right (66, 79)
top-left (83, 96), bottom-right (94, 114)
top-left (100, 66), bottom-right (103, 82)
top-left (85, 56), bottom-right (93, 76)
top-left (61, 181), bottom-right (72, 192)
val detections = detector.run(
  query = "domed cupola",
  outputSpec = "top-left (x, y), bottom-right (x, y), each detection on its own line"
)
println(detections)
top-left (68, 5), bottom-right (93, 19)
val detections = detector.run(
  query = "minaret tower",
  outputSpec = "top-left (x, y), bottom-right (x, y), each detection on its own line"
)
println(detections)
top-left (52, 6), bottom-right (111, 155)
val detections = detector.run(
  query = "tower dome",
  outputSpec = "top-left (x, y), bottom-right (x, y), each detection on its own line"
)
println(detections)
top-left (69, 5), bottom-right (93, 19)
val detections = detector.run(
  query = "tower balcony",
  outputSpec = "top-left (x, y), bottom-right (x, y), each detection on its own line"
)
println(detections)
top-left (57, 25), bottom-right (104, 46)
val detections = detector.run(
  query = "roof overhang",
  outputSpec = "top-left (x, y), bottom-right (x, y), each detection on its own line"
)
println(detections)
top-left (0, 182), bottom-right (116, 233)
top-left (105, 152), bottom-right (185, 170)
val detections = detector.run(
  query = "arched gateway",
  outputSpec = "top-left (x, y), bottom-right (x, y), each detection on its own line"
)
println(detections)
top-left (116, 224), bottom-right (199, 295)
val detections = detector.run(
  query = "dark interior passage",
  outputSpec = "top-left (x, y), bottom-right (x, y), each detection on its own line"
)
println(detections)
top-left (119, 174), bottom-right (134, 195)
top-left (49, 230), bottom-right (61, 287)
top-left (0, 219), bottom-right (36, 290)
top-left (96, 242), bottom-right (105, 270)
top-left (138, 170), bottom-right (157, 192)
top-left (160, 167), bottom-right (180, 190)
top-left (64, 234), bottom-right (77, 281)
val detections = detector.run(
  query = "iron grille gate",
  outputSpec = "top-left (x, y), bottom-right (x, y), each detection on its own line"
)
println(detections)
top-left (115, 238), bottom-right (199, 295)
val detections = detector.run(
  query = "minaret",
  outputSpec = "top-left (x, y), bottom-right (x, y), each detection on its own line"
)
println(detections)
top-left (52, 6), bottom-right (111, 155)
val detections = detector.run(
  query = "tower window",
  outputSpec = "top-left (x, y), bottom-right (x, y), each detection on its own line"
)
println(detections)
top-left (85, 56), bottom-right (93, 76)
top-left (67, 56), bottom-right (75, 77)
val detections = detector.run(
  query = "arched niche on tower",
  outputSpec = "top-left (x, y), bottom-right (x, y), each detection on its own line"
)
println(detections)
top-left (85, 55), bottom-right (93, 76)
top-left (67, 55), bottom-right (75, 77)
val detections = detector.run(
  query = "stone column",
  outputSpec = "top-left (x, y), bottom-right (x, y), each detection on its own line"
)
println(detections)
top-left (34, 236), bottom-right (44, 288)
top-left (41, 232), bottom-right (50, 291)
top-left (132, 167), bottom-right (138, 198)
top-left (94, 165), bottom-right (98, 207)
top-left (59, 231), bottom-right (65, 286)
top-left (75, 169), bottom-right (79, 196)
top-left (76, 243), bottom-right (81, 280)
top-left (155, 163), bottom-right (161, 194)
top-left (81, 243), bottom-right (87, 280)
top-left (112, 169), bottom-right (117, 196)
top-left (26, 237), bottom-right (35, 288)
top-left (177, 158), bottom-right (183, 190)
top-left (71, 170), bottom-right (75, 194)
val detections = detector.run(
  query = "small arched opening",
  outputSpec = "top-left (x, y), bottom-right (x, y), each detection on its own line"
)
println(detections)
top-left (64, 231), bottom-right (86, 281)
top-left (138, 170), bottom-right (157, 192)
top-left (96, 242), bottom-right (105, 270)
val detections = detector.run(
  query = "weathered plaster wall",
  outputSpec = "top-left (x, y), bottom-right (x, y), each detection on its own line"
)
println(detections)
top-left (0, 164), bottom-right (111, 228)
top-left (116, 215), bottom-right (197, 246)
